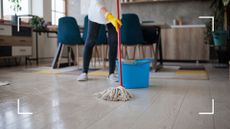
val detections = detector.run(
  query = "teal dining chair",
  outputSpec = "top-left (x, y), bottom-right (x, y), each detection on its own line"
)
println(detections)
top-left (52, 16), bottom-right (84, 69)
top-left (121, 14), bottom-right (146, 59)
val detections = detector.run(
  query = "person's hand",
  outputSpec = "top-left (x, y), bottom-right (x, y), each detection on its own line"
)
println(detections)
top-left (105, 12), bottom-right (122, 32)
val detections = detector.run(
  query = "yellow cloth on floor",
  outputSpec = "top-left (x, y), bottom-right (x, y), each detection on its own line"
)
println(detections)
top-left (35, 70), bottom-right (61, 74)
top-left (88, 71), bottom-right (108, 77)
top-left (176, 70), bottom-right (208, 75)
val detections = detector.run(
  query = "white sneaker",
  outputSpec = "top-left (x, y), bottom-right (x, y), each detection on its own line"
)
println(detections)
top-left (108, 73), bottom-right (118, 82)
top-left (77, 73), bottom-right (88, 81)
top-left (0, 81), bottom-right (9, 86)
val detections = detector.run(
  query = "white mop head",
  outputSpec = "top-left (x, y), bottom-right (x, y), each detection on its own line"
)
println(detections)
top-left (96, 86), bottom-right (133, 101)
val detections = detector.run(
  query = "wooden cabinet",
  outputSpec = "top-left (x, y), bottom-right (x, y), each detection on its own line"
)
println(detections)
top-left (0, 25), bottom-right (12, 36)
top-left (0, 36), bottom-right (32, 46)
top-left (12, 46), bottom-right (32, 56)
top-left (0, 24), bottom-right (32, 58)
top-left (161, 26), bottom-right (209, 61)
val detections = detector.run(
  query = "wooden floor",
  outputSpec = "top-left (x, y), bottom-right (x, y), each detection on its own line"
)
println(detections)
top-left (0, 64), bottom-right (229, 129)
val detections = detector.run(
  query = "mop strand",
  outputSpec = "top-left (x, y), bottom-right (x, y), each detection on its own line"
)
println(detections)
top-left (96, 86), bottom-right (133, 101)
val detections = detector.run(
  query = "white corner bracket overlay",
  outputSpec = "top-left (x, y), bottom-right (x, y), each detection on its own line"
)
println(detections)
top-left (17, 16), bottom-right (33, 32)
top-left (198, 16), bottom-right (215, 32)
top-left (17, 99), bottom-right (33, 115)
top-left (199, 99), bottom-right (215, 115)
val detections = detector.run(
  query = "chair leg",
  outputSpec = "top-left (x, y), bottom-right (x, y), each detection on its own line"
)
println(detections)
top-left (67, 47), bottom-right (71, 66)
top-left (142, 46), bottom-right (146, 58)
top-left (100, 48), bottom-right (102, 67)
top-left (94, 47), bottom-right (97, 67)
top-left (68, 46), bottom-right (75, 66)
top-left (151, 45), bottom-right (155, 58)
top-left (57, 44), bottom-right (64, 68)
top-left (76, 45), bottom-right (79, 66)
top-left (97, 46), bottom-right (101, 66)
top-left (70, 46), bottom-right (77, 66)
top-left (125, 46), bottom-right (129, 59)
top-left (158, 38), bottom-right (163, 66)
top-left (92, 46), bottom-right (99, 68)
top-left (153, 44), bottom-right (159, 72)
top-left (92, 47), bottom-right (96, 68)
top-left (150, 45), bottom-right (154, 68)
top-left (121, 45), bottom-right (124, 59)
top-left (52, 43), bottom-right (63, 69)
top-left (138, 45), bottom-right (141, 59)
top-left (138, 45), bottom-right (144, 59)
top-left (102, 45), bottom-right (106, 69)
top-left (96, 46), bottom-right (100, 67)
top-left (71, 45), bottom-right (77, 66)
top-left (105, 44), bottom-right (108, 68)
top-left (133, 46), bottom-right (136, 60)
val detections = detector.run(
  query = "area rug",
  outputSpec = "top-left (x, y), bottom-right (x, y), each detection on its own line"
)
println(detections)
top-left (179, 65), bottom-right (205, 70)
top-left (28, 65), bottom-right (209, 80)
top-left (151, 66), bottom-right (209, 80)
top-left (32, 66), bottom-right (80, 75)
top-left (88, 70), bottom-right (108, 77)
top-left (28, 66), bottom-right (100, 76)
top-left (85, 65), bottom-right (208, 80)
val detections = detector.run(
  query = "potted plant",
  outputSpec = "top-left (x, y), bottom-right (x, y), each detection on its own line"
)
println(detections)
top-left (8, 0), bottom-right (22, 25)
top-left (29, 16), bottom-right (46, 31)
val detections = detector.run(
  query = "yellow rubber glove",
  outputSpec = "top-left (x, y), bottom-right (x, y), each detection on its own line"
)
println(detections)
top-left (105, 12), bottom-right (122, 32)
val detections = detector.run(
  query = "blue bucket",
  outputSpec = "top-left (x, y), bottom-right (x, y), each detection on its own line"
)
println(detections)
top-left (116, 58), bottom-right (152, 89)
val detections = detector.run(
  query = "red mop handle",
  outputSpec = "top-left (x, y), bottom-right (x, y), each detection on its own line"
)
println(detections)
top-left (116, 0), bottom-right (123, 86)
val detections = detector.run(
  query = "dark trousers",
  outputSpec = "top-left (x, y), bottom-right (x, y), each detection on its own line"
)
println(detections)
top-left (83, 20), bottom-right (118, 74)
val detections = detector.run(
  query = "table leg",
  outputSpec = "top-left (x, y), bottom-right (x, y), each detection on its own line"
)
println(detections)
top-left (36, 32), bottom-right (39, 65)
top-left (158, 35), bottom-right (163, 65)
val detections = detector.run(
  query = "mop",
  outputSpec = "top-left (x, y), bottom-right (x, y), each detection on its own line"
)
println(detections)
top-left (96, 0), bottom-right (133, 101)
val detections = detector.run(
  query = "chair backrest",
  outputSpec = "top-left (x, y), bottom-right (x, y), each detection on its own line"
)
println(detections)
top-left (121, 14), bottom-right (145, 45)
top-left (58, 16), bottom-right (83, 45)
top-left (142, 25), bottom-right (160, 44)
top-left (83, 16), bottom-right (107, 45)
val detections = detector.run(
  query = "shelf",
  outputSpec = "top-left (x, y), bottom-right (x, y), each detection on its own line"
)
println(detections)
top-left (171, 24), bottom-right (206, 28)
top-left (121, 0), bottom-right (209, 4)
top-left (121, 0), bottom-right (169, 4)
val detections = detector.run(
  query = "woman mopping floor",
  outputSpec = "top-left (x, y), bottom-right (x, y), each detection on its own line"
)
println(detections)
top-left (77, 0), bottom-right (133, 101)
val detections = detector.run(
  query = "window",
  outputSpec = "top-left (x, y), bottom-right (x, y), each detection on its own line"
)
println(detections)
top-left (0, 0), bottom-right (2, 19)
top-left (1, 0), bottom-right (31, 20)
top-left (52, 0), bottom-right (66, 25)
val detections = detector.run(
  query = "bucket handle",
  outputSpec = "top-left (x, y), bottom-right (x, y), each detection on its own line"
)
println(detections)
top-left (122, 58), bottom-right (154, 65)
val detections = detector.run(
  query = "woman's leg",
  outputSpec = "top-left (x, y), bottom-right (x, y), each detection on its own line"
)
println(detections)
top-left (106, 23), bottom-right (118, 74)
top-left (83, 20), bottom-right (100, 73)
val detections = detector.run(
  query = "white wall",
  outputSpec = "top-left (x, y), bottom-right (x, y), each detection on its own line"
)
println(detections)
top-left (31, 0), bottom-right (57, 59)
top-left (68, 0), bottom-right (85, 26)
top-left (32, 0), bottom-right (43, 17)
top-left (68, 0), bottom-right (212, 26)
top-left (40, 0), bottom-right (57, 59)
top-left (122, 1), bottom-right (212, 25)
